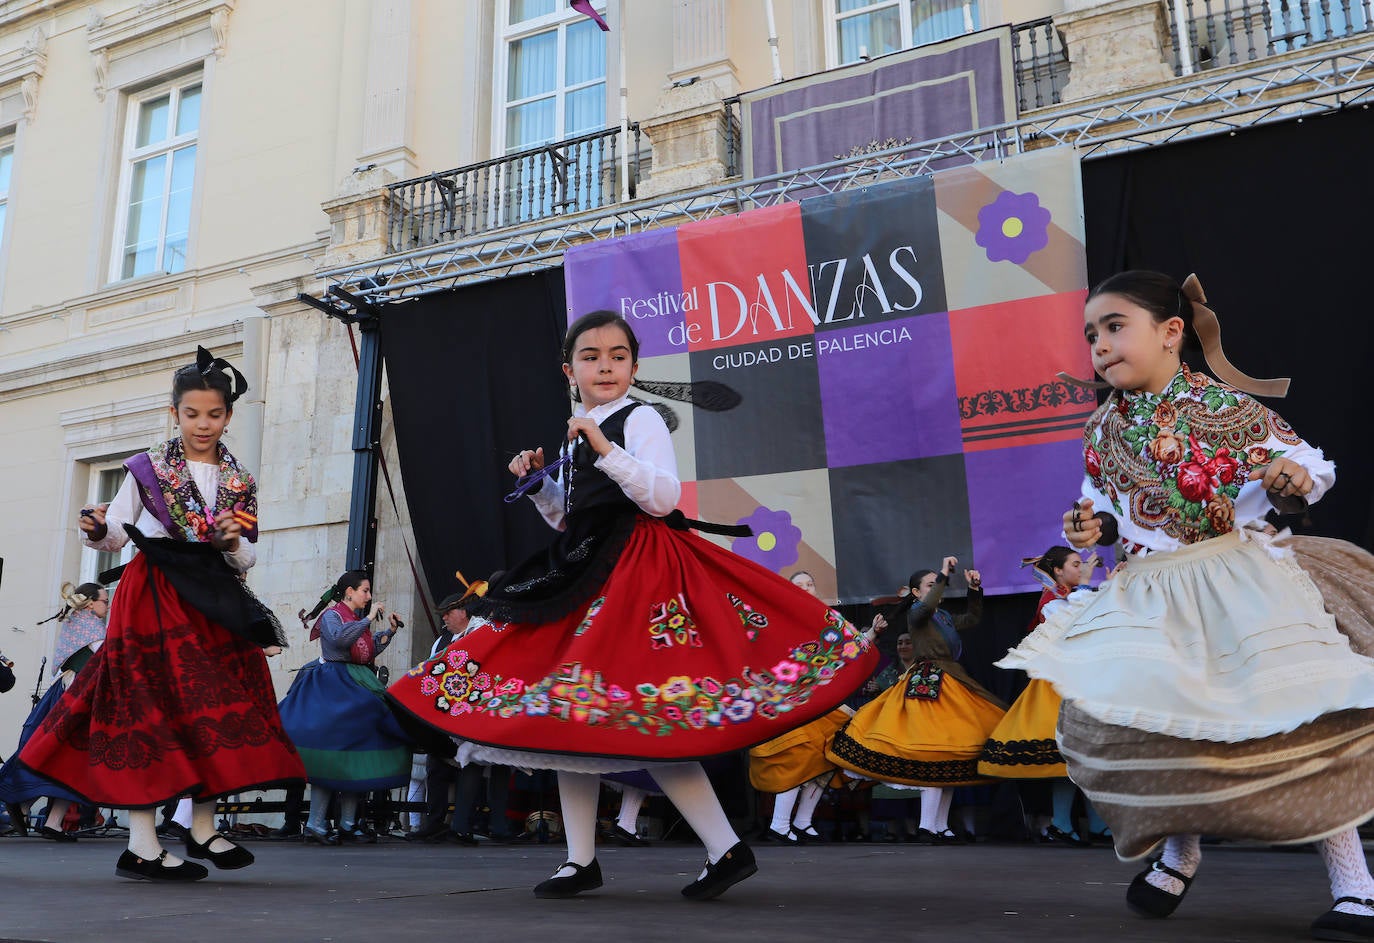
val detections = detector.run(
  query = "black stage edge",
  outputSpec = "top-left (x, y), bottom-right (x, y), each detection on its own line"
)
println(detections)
top-left (1083, 106), bottom-right (1374, 549)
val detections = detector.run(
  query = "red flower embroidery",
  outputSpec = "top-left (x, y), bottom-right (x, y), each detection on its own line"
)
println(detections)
top-left (1085, 445), bottom-right (1102, 478)
top-left (1176, 461), bottom-right (1214, 503)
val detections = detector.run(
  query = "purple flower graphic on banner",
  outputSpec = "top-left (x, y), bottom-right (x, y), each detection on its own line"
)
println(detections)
top-left (974, 190), bottom-right (1052, 264)
top-left (733, 506), bottom-right (802, 571)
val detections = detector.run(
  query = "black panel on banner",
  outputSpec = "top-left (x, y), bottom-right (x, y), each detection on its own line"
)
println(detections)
top-left (1082, 107), bottom-right (1374, 549)
top-left (799, 174), bottom-right (948, 327)
top-left (830, 454), bottom-right (973, 602)
top-left (689, 337), bottom-right (827, 479)
top-left (379, 270), bottom-right (569, 605)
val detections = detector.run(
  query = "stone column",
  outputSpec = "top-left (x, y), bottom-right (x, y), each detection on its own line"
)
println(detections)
top-left (670, 0), bottom-right (738, 93)
top-left (638, 80), bottom-right (732, 198)
top-left (358, 0), bottom-right (418, 178)
top-left (1056, 0), bottom-right (1176, 103)
top-left (319, 166), bottom-right (399, 269)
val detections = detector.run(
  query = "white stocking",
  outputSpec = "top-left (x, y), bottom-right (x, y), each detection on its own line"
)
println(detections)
top-left (1146, 834), bottom-right (1200, 895)
top-left (128, 809), bottom-right (184, 866)
top-left (191, 799), bottom-right (235, 853)
top-left (172, 797), bottom-right (193, 829)
top-left (43, 799), bottom-right (71, 831)
top-left (918, 788), bottom-right (952, 834)
top-left (770, 787), bottom-right (800, 833)
top-left (338, 793), bottom-right (361, 831)
top-left (792, 781), bottom-right (825, 831)
top-left (616, 785), bottom-right (647, 833)
top-left (553, 771), bottom-right (600, 876)
top-left (653, 763), bottom-right (739, 863)
top-left (1320, 827), bottom-right (1374, 916)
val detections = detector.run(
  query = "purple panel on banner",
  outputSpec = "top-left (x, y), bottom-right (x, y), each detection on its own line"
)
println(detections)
top-left (744, 32), bottom-right (1013, 179)
top-left (816, 313), bottom-right (962, 466)
top-left (964, 438), bottom-right (1086, 595)
top-left (563, 228), bottom-right (684, 358)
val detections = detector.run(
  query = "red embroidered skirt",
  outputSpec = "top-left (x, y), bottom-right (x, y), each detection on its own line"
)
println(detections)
top-left (388, 516), bottom-right (879, 762)
top-left (20, 554), bottom-right (305, 808)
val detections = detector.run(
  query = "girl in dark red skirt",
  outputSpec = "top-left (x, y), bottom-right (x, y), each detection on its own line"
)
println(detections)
top-left (21, 347), bottom-right (305, 881)
top-left (389, 312), bottom-right (878, 900)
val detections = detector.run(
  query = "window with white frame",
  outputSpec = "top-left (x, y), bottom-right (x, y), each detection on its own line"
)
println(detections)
top-left (830, 0), bottom-right (982, 67)
top-left (498, 0), bottom-right (608, 155)
top-left (81, 461), bottom-right (136, 586)
top-left (0, 134), bottom-right (13, 249)
top-left (112, 76), bottom-right (202, 281)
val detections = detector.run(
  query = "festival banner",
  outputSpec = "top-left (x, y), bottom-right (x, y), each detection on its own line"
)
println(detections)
top-left (564, 148), bottom-right (1094, 601)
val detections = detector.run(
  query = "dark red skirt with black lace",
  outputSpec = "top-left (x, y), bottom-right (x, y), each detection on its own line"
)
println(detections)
top-left (20, 554), bottom-right (304, 808)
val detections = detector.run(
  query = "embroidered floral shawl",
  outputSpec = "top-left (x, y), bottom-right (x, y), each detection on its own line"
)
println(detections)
top-left (53, 608), bottom-right (106, 673)
top-left (1084, 365), bottom-right (1301, 545)
top-left (124, 437), bottom-right (259, 544)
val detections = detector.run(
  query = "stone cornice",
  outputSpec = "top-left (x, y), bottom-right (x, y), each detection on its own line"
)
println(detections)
top-left (0, 25), bottom-right (46, 121)
top-left (0, 324), bottom-right (242, 402)
top-left (86, 0), bottom-right (234, 55)
top-left (0, 235), bottom-right (326, 331)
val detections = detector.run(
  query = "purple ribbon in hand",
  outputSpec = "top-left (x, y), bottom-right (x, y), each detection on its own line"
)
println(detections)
top-left (504, 453), bottom-right (571, 504)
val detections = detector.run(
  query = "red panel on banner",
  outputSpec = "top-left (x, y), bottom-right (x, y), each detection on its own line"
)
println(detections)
top-left (677, 203), bottom-right (815, 353)
top-left (949, 291), bottom-right (1097, 452)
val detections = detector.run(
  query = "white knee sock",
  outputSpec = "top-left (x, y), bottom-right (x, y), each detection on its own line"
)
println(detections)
top-left (555, 771), bottom-right (600, 875)
top-left (128, 808), bottom-right (184, 865)
top-left (918, 788), bottom-right (952, 834)
top-left (43, 799), bottom-right (71, 831)
top-left (770, 787), bottom-right (800, 833)
top-left (306, 785), bottom-right (333, 833)
top-left (1146, 834), bottom-right (1201, 895)
top-left (653, 763), bottom-right (739, 863)
top-left (616, 785), bottom-right (647, 833)
top-left (792, 781), bottom-right (825, 831)
top-left (338, 793), bottom-right (361, 831)
top-left (173, 797), bottom-right (193, 829)
top-left (1320, 827), bottom-right (1374, 916)
top-left (191, 799), bottom-right (235, 853)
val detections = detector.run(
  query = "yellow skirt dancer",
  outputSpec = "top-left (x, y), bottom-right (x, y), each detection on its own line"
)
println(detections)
top-left (827, 661), bottom-right (1006, 788)
top-left (978, 678), bottom-right (1067, 779)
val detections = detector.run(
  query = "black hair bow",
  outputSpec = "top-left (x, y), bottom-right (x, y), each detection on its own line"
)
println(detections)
top-left (196, 345), bottom-right (250, 403)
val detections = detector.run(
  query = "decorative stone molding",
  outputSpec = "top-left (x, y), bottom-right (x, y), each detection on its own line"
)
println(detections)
top-left (1056, 0), bottom-right (1176, 103)
top-left (670, 0), bottom-right (739, 94)
top-left (320, 167), bottom-right (401, 269)
top-left (87, 0), bottom-right (235, 101)
top-left (60, 392), bottom-right (172, 452)
top-left (638, 80), bottom-right (732, 199)
top-left (0, 25), bottom-right (47, 122)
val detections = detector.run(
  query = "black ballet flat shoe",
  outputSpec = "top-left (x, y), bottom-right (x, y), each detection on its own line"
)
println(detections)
top-left (681, 842), bottom-right (757, 901)
top-left (1126, 858), bottom-right (1195, 918)
top-left (302, 826), bottom-right (340, 846)
top-left (447, 831), bottom-right (479, 846)
top-left (336, 825), bottom-right (378, 844)
top-left (761, 827), bottom-right (799, 844)
top-left (115, 849), bottom-right (209, 882)
top-left (404, 820), bottom-right (448, 843)
top-left (533, 859), bottom-right (603, 899)
top-left (184, 832), bottom-right (255, 870)
top-left (1043, 825), bottom-right (1092, 848)
top-left (609, 824), bottom-right (650, 847)
top-left (1312, 898), bottom-right (1374, 941)
top-left (794, 825), bottom-right (824, 844)
top-left (39, 825), bottom-right (77, 843)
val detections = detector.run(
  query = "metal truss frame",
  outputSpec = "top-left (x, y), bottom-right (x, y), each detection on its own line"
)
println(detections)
top-left (321, 38), bottom-right (1374, 306)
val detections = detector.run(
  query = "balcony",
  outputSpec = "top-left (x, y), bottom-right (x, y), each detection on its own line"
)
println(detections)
top-left (386, 124), bottom-right (643, 252)
top-left (1169, 0), bottom-right (1372, 73)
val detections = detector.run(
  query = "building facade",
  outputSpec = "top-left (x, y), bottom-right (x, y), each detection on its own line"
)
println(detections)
top-left (0, 0), bottom-right (1368, 751)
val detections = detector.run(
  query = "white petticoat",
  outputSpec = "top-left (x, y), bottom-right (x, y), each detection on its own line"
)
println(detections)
top-left (999, 529), bottom-right (1374, 743)
top-left (457, 740), bottom-right (687, 775)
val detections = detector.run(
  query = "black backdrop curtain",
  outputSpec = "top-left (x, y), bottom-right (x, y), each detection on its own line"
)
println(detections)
top-left (380, 269), bottom-right (570, 608)
top-left (1082, 106), bottom-right (1374, 549)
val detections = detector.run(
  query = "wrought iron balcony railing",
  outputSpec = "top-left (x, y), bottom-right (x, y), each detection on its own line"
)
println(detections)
top-left (1169, 0), bottom-right (1372, 73)
top-left (386, 124), bottom-right (641, 251)
top-left (1012, 18), bottom-right (1071, 111)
